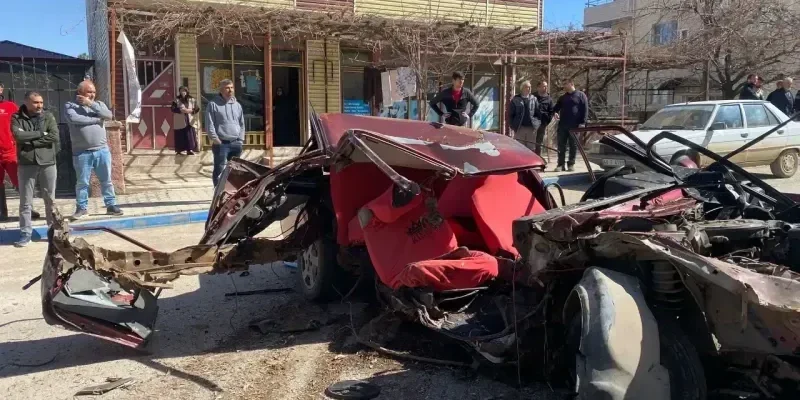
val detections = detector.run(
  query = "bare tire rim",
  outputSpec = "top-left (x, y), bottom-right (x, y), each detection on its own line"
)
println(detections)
top-left (782, 153), bottom-right (797, 173)
top-left (301, 242), bottom-right (320, 289)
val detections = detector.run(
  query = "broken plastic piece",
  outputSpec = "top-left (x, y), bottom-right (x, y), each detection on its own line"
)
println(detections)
top-left (75, 377), bottom-right (135, 396)
top-left (324, 380), bottom-right (381, 400)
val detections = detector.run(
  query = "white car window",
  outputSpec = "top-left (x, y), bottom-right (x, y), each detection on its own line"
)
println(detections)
top-left (713, 104), bottom-right (744, 128)
top-left (743, 104), bottom-right (771, 128)
top-left (764, 106), bottom-right (781, 125)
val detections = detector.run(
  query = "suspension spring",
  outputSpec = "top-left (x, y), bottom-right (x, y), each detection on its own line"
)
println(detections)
top-left (651, 261), bottom-right (685, 310)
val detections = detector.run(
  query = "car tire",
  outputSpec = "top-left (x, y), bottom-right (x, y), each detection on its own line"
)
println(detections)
top-left (298, 236), bottom-right (339, 302)
top-left (564, 313), bottom-right (707, 400)
top-left (658, 320), bottom-right (707, 400)
top-left (770, 149), bottom-right (799, 178)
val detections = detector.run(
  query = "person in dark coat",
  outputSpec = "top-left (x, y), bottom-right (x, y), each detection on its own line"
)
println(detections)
top-left (508, 80), bottom-right (540, 152)
top-left (171, 86), bottom-right (199, 155)
top-left (429, 71), bottom-right (480, 127)
top-left (533, 81), bottom-right (555, 155)
top-left (739, 74), bottom-right (760, 100)
top-left (767, 77), bottom-right (794, 116)
top-left (553, 79), bottom-right (588, 172)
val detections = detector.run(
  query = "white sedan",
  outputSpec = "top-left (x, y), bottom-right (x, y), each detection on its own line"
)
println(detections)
top-left (587, 100), bottom-right (800, 177)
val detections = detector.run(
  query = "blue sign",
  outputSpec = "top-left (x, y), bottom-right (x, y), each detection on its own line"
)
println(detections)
top-left (343, 99), bottom-right (371, 115)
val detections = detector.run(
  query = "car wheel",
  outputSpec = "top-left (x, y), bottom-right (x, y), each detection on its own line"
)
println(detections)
top-left (565, 313), bottom-right (707, 400)
top-left (658, 321), bottom-right (707, 400)
top-left (298, 237), bottom-right (339, 301)
top-left (770, 150), bottom-right (799, 178)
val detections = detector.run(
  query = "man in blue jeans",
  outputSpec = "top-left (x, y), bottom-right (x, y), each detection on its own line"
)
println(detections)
top-left (64, 80), bottom-right (123, 220)
top-left (206, 79), bottom-right (245, 186)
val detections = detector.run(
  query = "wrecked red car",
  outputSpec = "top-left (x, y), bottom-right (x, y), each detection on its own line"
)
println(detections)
top-left (39, 114), bottom-right (800, 399)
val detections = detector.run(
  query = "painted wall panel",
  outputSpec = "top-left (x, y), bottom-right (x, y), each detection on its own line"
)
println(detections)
top-left (307, 39), bottom-right (341, 113)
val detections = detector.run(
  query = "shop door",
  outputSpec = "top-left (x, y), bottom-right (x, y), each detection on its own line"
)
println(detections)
top-left (272, 66), bottom-right (303, 146)
top-left (132, 62), bottom-right (175, 149)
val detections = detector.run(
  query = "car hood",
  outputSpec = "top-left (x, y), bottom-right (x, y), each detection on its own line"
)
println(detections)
top-left (611, 129), bottom-right (699, 149)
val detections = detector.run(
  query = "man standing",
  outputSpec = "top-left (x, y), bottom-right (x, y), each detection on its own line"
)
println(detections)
top-left (11, 91), bottom-right (59, 247)
top-left (534, 81), bottom-right (555, 156)
top-left (553, 79), bottom-right (588, 172)
top-left (206, 79), bottom-right (244, 186)
top-left (64, 80), bottom-right (123, 220)
top-left (739, 74), bottom-right (760, 100)
top-left (429, 71), bottom-right (480, 127)
top-left (0, 84), bottom-right (42, 222)
top-left (508, 81), bottom-right (540, 152)
top-left (767, 77), bottom-right (794, 116)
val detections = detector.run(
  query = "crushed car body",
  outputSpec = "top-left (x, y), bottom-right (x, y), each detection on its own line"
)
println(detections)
top-left (40, 114), bottom-right (800, 398)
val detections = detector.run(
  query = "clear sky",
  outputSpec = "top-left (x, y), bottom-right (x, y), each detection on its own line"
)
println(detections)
top-left (0, 0), bottom-right (584, 57)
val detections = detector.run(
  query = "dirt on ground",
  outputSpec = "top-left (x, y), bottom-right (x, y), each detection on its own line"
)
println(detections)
top-left (0, 224), bottom-right (568, 400)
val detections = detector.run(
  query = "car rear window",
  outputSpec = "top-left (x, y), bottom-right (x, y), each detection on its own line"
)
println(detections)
top-left (743, 104), bottom-right (771, 128)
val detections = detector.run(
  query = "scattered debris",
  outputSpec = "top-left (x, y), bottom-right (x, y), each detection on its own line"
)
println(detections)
top-left (75, 377), bottom-right (135, 396)
top-left (324, 380), bottom-right (381, 400)
top-left (224, 287), bottom-right (292, 297)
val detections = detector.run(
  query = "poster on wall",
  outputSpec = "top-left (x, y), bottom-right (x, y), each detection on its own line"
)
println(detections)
top-left (203, 66), bottom-right (232, 94)
top-left (379, 100), bottom-right (407, 119)
top-left (472, 75), bottom-right (500, 131)
top-left (344, 99), bottom-right (371, 115)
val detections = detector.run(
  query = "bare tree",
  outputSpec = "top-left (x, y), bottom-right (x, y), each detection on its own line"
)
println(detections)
top-left (650, 0), bottom-right (800, 98)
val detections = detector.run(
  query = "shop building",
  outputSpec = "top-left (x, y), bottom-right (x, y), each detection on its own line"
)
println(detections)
top-left (86, 0), bottom-right (541, 175)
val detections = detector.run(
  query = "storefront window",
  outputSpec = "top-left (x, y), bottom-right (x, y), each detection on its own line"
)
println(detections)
top-left (272, 50), bottom-right (303, 63)
top-left (234, 64), bottom-right (265, 131)
top-left (198, 44), bottom-right (265, 133)
top-left (342, 69), bottom-right (369, 115)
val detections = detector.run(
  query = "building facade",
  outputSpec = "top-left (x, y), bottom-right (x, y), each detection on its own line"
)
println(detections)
top-left (86, 0), bottom-right (541, 163)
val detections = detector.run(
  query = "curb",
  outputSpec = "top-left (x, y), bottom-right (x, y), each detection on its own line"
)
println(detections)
top-left (0, 210), bottom-right (209, 245)
top-left (542, 172), bottom-right (593, 187)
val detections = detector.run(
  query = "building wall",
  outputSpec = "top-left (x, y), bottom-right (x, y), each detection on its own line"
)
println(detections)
top-left (176, 33), bottom-right (200, 113)
top-left (307, 39), bottom-right (341, 114)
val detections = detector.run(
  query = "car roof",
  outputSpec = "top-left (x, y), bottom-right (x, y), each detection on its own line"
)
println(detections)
top-left (665, 100), bottom-right (768, 107)
top-left (318, 113), bottom-right (545, 174)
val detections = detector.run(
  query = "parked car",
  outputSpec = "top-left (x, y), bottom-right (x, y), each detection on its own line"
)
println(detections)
top-left (39, 114), bottom-right (800, 399)
top-left (587, 100), bottom-right (800, 178)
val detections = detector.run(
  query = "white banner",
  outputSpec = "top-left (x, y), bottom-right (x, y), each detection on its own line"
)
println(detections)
top-left (117, 31), bottom-right (141, 123)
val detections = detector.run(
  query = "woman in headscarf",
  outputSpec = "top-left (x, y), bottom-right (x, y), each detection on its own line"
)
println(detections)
top-left (171, 86), bottom-right (199, 155)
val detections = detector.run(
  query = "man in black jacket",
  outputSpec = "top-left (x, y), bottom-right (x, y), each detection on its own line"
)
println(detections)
top-left (767, 77), bottom-right (794, 116)
top-left (553, 79), bottom-right (588, 171)
top-left (508, 80), bottom-right (540, 152)
top-left (739, 74), bottom-right (760, 100)
top-left (429, 71), bottom-right (480, 126)
top-left (11, 91), bottom-right (60, 247)
top-left (534, 81), bottom-right (555, 155)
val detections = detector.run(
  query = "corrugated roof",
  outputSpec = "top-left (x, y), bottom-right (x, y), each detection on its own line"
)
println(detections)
top-left (0, 40), bottom-right (89, 61)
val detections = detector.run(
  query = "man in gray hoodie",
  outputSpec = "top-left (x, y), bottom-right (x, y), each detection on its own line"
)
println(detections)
top-left (206, 79), bottom-right (245, 186)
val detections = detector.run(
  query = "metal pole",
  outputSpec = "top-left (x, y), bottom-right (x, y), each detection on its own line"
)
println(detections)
top-left (621, 36), bottom-right (627, 126)
top-left (704, 59), bottom-right (711, 101)
top-left (547, 39), bottom-right (552, 86)
top-left (265, 29), bottom-right (274, 167)
top-left (644, 69), bottom-right (649, 115)
top-left (110, 8), bottom-right (117, 112)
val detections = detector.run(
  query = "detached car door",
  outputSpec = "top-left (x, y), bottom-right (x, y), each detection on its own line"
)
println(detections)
top-left (701, 104), bottom-right (748, 166)
top-left (743, 103), bottom-right (789, 165)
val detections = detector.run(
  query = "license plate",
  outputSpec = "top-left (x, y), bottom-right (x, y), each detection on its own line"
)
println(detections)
top-left (602, 158), bottom-right (626, 167)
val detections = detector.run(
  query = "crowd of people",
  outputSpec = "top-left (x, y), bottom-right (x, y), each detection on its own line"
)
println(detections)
top-left (429, 72), bottom-right (588, 172)
top-left (0, 81), bottom-right (123, 248)
top-left (740, 73), bottom-right (800, 118)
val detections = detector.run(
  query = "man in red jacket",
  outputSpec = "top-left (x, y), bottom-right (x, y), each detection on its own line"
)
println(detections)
top-left (0, 84), bottom-right (40, 221)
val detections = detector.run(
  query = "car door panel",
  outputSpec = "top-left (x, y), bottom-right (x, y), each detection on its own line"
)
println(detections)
top-left (745, 104), bottom-right (789, 164)
top-left (700, 104), bottom-right (748, 166)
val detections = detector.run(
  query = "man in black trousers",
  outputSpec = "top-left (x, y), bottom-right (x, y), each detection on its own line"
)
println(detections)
top-left (553, 79), bottom-right (588, 172)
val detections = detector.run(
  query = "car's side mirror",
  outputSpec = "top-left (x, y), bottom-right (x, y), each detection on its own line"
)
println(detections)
top-left (709, 122), bottom-right (726, 131)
